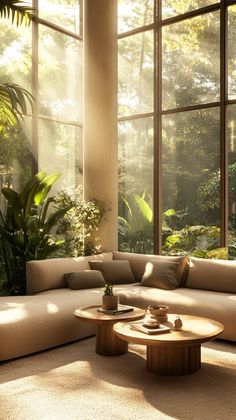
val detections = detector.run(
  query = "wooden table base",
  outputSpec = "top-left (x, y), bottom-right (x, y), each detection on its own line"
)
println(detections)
top-left (96, 324), bottom-right (128, 356)
top-left (146, 344), bottom-right (201, 376)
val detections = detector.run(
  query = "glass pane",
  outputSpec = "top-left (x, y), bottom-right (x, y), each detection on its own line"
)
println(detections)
top-left (118, 117), bottom-right (154, 253)
top-left (162, 12), bottom-right (220, 110)
top-left (162, 0), bottom-right (219, 19)
top-left (118, 31), bottom-right (154, 117)
top-left (38, 0), bottom-right (82, 35)
top-left (227, 105), bottom-right (236, 258)
top-left (0, 17), bottom-right (31, 92)
top-left (0, 18), bottom-right (33, 207)
top-left (162, 108), bottom-right (220, 256)
top-left (0, 117), bottom-right (33, 215)
top-left (118, 0), bottom-right (154, 33)
top-left (228, 5), bottom-right (236, 100)
top-left (38, 26), bottom-right (83, 122)
top-left (38, 120), bottom-right (82, 191)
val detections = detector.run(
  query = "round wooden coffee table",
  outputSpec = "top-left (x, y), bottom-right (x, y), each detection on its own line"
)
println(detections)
top-left (113, 314), bottom-right (224, 375)
top-left (74, 305), bottom-right (145, 356)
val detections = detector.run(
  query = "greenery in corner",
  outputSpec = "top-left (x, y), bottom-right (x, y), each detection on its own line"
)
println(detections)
top-left (54, 186), bottom-right (105, 257)
top-left (0, 171), bottom-right (69, 295)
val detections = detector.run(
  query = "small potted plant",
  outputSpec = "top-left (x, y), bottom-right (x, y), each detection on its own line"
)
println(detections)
top-left (102, 283), bottom-right (118, 310)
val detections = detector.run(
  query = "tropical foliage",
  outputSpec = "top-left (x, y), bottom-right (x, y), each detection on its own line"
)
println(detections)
top-left (0, 0), bottom-right (33, 26)
top-left (119, 192), bottom-right (153, 253)
top-left (0, 1), bottom-right (35, 134)
top-left (119, 192), bottom-right (228, 259)
top-left (0, 82), bottom-right (34, 135)
top-left (0, 171), bottom-right (69, 295)
top-left (54, 186), bottom-right (105, 257)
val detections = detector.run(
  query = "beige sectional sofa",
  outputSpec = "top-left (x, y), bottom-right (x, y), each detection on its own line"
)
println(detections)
top-left (0, 251), bottom-right (235, 362)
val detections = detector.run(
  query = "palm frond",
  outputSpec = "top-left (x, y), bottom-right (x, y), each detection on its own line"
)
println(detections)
top-left (0, 82), bottom-right (35, 135)
top-left (0, 1), bottom-right (34, 26)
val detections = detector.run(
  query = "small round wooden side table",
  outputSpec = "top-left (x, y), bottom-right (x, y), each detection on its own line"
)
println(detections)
top-left (74, 305), bottom-right (145, 356)
top-left (113, 314), bottom-right (224, 375)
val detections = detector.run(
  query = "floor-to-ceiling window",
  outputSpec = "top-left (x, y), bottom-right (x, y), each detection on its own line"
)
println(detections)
top-left (118, 0), bottom-right (154, 254)
top-left (118, 0), bottom-right (236, 259)
top-left (0, 0), bottom-right (83, 197)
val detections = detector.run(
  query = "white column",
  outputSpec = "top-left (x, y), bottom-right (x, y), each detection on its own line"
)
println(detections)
top-left (83, 0), bottom-right (118, 251)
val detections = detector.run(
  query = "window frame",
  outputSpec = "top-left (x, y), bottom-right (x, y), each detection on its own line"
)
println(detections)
top-left (118, 0), bottom-right (236, 253)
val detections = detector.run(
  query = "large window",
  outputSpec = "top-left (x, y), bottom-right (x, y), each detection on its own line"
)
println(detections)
top-left (0, 0), bottom-right (83, 196)
top-left (118, 0), bottom-right (154, 254)
top-left (118, 0), bottom-right (236, 258)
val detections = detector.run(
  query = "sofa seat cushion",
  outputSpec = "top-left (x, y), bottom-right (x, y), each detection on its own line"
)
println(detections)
top-left (141, 260), bottom-right (180, 289)
top-left (112, 251), bottom-right (189, 285)
top-left (0, 284), bottom-right (139, 361)
top-left (187, 257), bottom-right (236, 293)
top-left (117, 284), bottom-right (235, 342)
top-left (0, 289), bottom-right (101, 361)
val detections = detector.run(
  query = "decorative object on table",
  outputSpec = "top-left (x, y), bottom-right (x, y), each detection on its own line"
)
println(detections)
top-left (102, 283), bottom-right (118, 310)
top-left (174, 316), bottom-right (183, 330)
top-left (142, 318), bottom-right (160, 328)
top-left (147, 305), bottom-right (169, 323)
top-left (97, 305), bottom-right (134, 315)
top-left (130, 321), bottom-right (171, 335)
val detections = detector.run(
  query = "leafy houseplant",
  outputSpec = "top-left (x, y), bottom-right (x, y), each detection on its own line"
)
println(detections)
top-left (102, 283), bottom-right (118, 310)
top-left (0, 171), bottom-right (69, 295)
top-left (54, 186), bottom-right (104, 257)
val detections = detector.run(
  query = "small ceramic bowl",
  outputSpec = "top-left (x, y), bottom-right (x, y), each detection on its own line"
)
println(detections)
top-left (148, 305), bottom-right (169, 316)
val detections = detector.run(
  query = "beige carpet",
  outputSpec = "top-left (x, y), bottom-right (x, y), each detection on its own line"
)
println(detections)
top-left (0, 338), bottom-right (236, 420)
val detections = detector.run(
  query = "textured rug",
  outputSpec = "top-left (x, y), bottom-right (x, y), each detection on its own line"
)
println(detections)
top-left (0, 337), bottom-right (236, 420)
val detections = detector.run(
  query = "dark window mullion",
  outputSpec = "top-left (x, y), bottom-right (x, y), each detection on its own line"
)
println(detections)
top-left (118, 112), bottom-right (154, 122)
top-left (154, 0), bottom-right (162, 254)
top-left (220, 0), bottom-right (228, 247)
top-left (161, 3), bottom-right (221, 26)
top-left (34, 17), bottom-right (83, 40)
top-left (32, 0), bottom-right (38, 174)
top-left (118, 23), bottom-right (154, 39)
top-left (162, 102), bottom-right (221, 115)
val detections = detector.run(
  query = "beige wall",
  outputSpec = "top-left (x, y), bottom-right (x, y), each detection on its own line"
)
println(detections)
top-left (83, 0), bottom-right (118, 251)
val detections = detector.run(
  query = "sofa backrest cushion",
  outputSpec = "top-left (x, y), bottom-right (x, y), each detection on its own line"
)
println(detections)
top-left (64, 270), bottom-right (106, 290)
top-left (26, 252), bottom-right (113, 294)
top-left (89, 260), bottom-right (136, 284)
top-left (186, 256), bottom-right (236, 293)
top-left (141, 260), bottom-right (180, 289)
top-left (112, 251), bottom-right (189, 285)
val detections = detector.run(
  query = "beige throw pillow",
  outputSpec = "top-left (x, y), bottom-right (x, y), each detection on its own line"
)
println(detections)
top-left (141, 260), bottom-right (180, 289)
top-left (89, 260), bottom-right (136, 284)
top-left (112, 252), bottom-right (189, 285)
top-left (186, 257), bottom-right (236, 293)
top-left (64, 270), bottom-right (105, 290)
